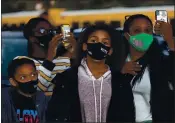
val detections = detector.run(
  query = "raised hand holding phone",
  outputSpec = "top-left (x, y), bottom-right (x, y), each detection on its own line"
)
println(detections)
top-left (154, 10), bottom-right (174, 51)
top-left (154, 10), bottom-right (168, 35)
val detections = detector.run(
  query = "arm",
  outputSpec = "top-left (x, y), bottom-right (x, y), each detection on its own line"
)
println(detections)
top-left (161, 50), bottom-right (175, 87)
top-left (1, 88), bottom-right (15, 123)
top-left (45, 72), bottom-right (69, 122)
top-left (154, 21), bottom-right (175, 88)
top-left (37, 58), bottom-right (71, 92)
top-left (110, 71), bottom-right (135, 122)
top-left (37, 59), bottom-right (56, 92)
top-left (119, 72), bottom-right (135, 122)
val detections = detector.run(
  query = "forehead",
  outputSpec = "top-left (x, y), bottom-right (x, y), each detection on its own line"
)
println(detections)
top-left (131, 18), bottom-right (152, 28)
top-left (15, 64), bottom-right (35, 75)
top-left (89, 30), bottom-right (110, 37)
top-left (35, 21), bottom-right (51, 30)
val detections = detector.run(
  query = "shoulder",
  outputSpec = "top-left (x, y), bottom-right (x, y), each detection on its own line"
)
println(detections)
top-left (36, 91), bottom-right (51, 104)
top-left (53, 67), bottom-right (78, 85)
top-left (2, 87), bottom-right (13, 107)
top-left (110, 68), bottom-right (125, 80)
top-left (110, 68), bottom-right (132, 88)
top-left (2, 87), bottom-right (11, 98)
top-left (55, 67), bottom-right (78, 79)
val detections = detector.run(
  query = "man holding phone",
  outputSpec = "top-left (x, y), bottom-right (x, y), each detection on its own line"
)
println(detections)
top-left (14, 17), bottom-right (76, 96)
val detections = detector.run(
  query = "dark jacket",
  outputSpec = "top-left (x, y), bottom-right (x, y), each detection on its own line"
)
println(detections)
top-left (46, 68), bottom-right (135, 122)
top-left (1, 87), bottom-right (50, 123)
top-left (123, 41), bottom-right (175, 123)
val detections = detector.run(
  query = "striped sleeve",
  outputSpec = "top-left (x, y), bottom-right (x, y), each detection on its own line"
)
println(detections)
top-left (37, 57), bottom-right (70, 91)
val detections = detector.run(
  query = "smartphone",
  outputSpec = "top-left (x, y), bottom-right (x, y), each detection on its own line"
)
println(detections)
top-left (61, 24), bottom-right (71, 41)
top-left (60, 24), bottom-right (71, 49)
top-left (155, 10), bottom-right (168, 22)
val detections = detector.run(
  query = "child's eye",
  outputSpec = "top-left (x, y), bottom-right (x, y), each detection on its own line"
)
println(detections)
top-left (91, 40), bottom-right (97, 43)
top-left (102, 42), bottom-right (108, 45)
top-left (20, 76), bottom-right (25, 80)
top-left (31, 73), bottom-right (37, 77)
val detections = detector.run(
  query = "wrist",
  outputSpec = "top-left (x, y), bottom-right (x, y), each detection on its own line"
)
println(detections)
top-left (167, 39), bottom-right (175, 51)
top-left (46, 55), bottom-right (54, 61)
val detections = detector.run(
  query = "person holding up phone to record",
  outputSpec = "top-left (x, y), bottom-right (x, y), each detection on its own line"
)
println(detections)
top-left (14, 18), bottom-right (77, 96)
top-left (112, 13), bottom-right (174, 123)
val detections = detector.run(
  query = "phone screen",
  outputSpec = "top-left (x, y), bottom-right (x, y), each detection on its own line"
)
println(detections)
top-left (61, 25), bottom-right (70, 39)
top-left (155, 10), bottom-right (168, 22)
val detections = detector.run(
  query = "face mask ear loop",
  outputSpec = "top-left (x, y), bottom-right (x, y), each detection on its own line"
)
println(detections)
top-left (127, 33), bottom-right (131, 37)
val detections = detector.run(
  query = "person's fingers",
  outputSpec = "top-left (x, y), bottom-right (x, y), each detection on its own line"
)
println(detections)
top-left (51, 34), bottom-right (62, 41)
top-left (133, 67), bottom-right (141, 71)
top-left (156, 20), bottom-right (166, 24)
top-left (131, 62), bottom-right (141, 68)
top-left (50, 34), bottom-right (63, 46)
top-left (128, 70), bottom-right (137, 75)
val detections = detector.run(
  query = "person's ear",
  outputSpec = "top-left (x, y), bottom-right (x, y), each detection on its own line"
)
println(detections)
top-left (124, 32), bottom-right (130, 40)
top-left (108, 48), bottom-right (113, 56)
top-left (29, 36), bottom-right (39, 43)
top-left (83, 43), bottom-right (87, 51)
top-left (9, 78), bottom-right (18, 87)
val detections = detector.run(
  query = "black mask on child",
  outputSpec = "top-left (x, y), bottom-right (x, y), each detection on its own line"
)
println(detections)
top-left (86, 43), bottom-right (110, 60)
top-left (16, 79), bottom-right (38, 94)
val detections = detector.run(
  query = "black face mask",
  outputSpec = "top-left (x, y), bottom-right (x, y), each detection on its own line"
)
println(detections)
top-left (86, 43), bottom-right (110, 60)
top-left (16, 79), bottom-right (38, 95)
top-left (35, 34), bottom-right (54, 49)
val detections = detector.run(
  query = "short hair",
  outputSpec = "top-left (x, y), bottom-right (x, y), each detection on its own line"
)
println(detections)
top-left (23, 17), bottom-right (51, 40)
top-left (123, 14), bottom-right (153, 33)
top-left (8, 58), bottom-right (36, 78)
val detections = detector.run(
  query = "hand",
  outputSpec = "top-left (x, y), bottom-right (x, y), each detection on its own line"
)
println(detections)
top-left (63, 32), bottom-right (76, 53)
top-left (154, 21), bottom-right (174, 50)
top-left (46, 34), bottom-right (63, 61)
top-left (121, 62), bottom-right (142, 75)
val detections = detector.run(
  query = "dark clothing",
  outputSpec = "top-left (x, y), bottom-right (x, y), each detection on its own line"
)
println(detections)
top-left (46, 68), bottom-right (135, 122)
top-left (12, 90), bottom-right (35, 109)
top-left (1, 87), bottom-right (50, 123)
top-left (124, 41), bottom-right (175, 123)
top-left (11, 90), bottom-right (37, 123)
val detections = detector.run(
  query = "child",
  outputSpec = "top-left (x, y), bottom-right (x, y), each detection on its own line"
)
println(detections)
top-left (46, 24), bottom-right (135, 122)
top-left (2, 58), bottom-right (49, 123)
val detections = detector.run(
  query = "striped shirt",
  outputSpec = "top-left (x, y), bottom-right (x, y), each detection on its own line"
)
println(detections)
top-left (14, 56), bottom-right (71, 93)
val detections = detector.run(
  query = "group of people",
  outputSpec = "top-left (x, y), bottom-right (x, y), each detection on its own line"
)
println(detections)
top-left (2, 14), bottom-right (174, 123)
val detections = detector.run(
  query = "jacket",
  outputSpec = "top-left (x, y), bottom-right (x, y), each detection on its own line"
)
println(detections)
top-left (46, 67), bottom-right (135, 122)
top-left (1, 87), bottom-right (50, 123)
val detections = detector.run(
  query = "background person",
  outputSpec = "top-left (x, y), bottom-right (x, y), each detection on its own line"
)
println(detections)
top-left (15, 17), bottom-right (76, 96)
top-left (113, 14), bottom-right (174, 123)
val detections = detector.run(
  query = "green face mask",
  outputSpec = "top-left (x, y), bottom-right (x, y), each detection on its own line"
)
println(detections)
top-left (128, 33), bottom-right (153, 52)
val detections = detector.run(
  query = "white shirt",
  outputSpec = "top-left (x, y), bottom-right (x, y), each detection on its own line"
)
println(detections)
top-left (132, 67), bottom-right (152, 122)
top-left (127, 56), bottom-right (152, 122)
